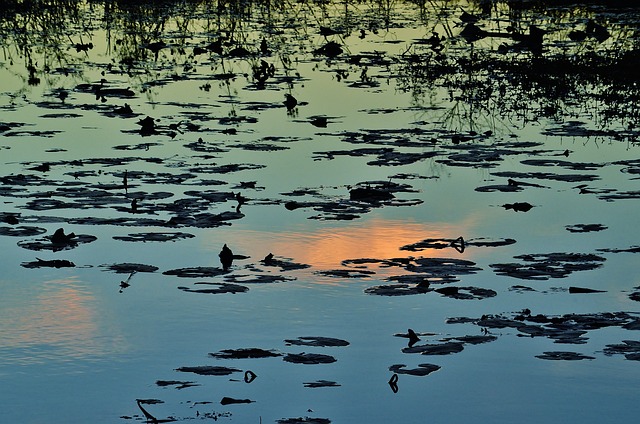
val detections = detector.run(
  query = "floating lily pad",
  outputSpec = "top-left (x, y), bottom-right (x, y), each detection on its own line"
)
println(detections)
top-left (283, 353), bottom-right (337, 364)
top-left (209, 348), bottom-right (281, 359)
top-left (21, 258), bottom-right (75, 268)
top-left (365, 283), bottom-right (431, 296)
top-left (17, 233), bottom-right (97, 252)
top-left (603, 340), bottom-right (640, 360)
top-left (101, 263), bottom-right (159, 273)
top-left (388, 363), bottom-right (441, 376)
top-left (155, 380), bottom-right (198, 389)
top-left (315, 269), bottom-right (376, 278)
top-left (175, 366), bottom-right (242, 376)
top-left (260, 255), bottom-right (311, 271)
top-left (277, 418), bottom-right (331, 424)
top-left (220, 397), bottom-right (254, 405)
top-left (568, 286), bottom-right (606, 294)
top-left (163, 267), bottom-right (229, 278)
top-left (565, 224), bottom-right (607, 233)
top-left (223, 274), bottom-right (294, 284)
top-left (0, 226), bottom-right (47, 237)
top-left (113, 232), bottom-right (196, 242)
top-left (445, 335), bottom-right (497, 344)
top-left (490, 252), bottom-right (606, 280)
top-left (535, 351), bottom-right (595, 360)
top-left (178, 282), bottom-right (248, 294)
top-left (402, 341), bottom-right (464, 355)
top-left (303, 380), bottom-right (341, 388)
top-left (435, 286), bottom-right (497, 300)
top-left (401, 237), bottom-right (516, 252)
top-left (284, 337), bottom-right (350, 347)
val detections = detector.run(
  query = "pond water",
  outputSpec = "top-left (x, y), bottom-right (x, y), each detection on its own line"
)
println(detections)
top-left (1, 0), bottom-right (640, 423)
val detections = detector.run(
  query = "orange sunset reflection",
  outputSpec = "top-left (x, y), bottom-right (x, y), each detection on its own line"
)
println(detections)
top-left (228, 216), bottom-right (481, 272)
top-left (0, 278), bottom-right (126, 365)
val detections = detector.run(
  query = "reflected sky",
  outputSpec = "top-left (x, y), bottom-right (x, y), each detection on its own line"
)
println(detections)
top-left (0, 276), bottom-right (128, 367)
top-left (2, 1), bottom-right (640, 423)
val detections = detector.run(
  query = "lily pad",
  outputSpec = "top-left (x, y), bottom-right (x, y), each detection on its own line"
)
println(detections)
top-left (283, 353), bottom-right (337, 364)
top-left (388, 363), bottom-right (441, 376)
top-left (209, 348), bottom-right (281, 359)
top-left (284, 337), bottom-right (350, 347)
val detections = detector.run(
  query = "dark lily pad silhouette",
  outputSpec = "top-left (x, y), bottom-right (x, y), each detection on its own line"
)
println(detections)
top-left (402, 341), bottom-right (464, 355)
top-left (21, 258), bottom-right (75, 268)
top-left (401, 237), bottom-right (516, 251)
top-left (17, 232), bottom-right (97, 252)
top-left (565, 223), bottom-right (607, 233)
top-left (315, 269), bottom-right (376, 278)
top-left (598, 246), bottom-right (640, 254)
top-left (435, 286), bottom-right (497, 300)
top-left (303, 380), bottom-right (340, 388)
top-left (365, 283), bottom-right (432, 296)
top-left (629, 288), bottom-right (640, 302)
top-left (101, 263), bottom-right (159, 273)
top-left (502, 202), bottom-right (534, 212)
top-left (155, 380), bottom-right (198, 389)
top-left (178, 282), bottom-right (248, 294)
top-left (535, 351), bottom-right (595, 361)
top-left (223, 274), bottom-right (295, 284)
top-left (283, 353), bottom-right (337, 364)
top-left (209, 348), bottom-right (281, 359)
top-left (260, 254), bottom-right (311, 271)
top-left (175, 366), bottom-right (242, 376)
top-left (0, 225), bottom-right (47, 237)
top-left (492, 170), bottom-right (600, 183)
top-left (113, 232), bottom-right (195, 242)
top-left (284, 337), bottom-right (350, 347)
top-left (277, 418), bottom-right (331, 424)
top-left (445, 335), bottom-right (497, 345)
top-left (389, 363), bottom-right (441, 376)
top-left (450, 311), bottom-right (639, 346)
top-left (568, 286), bottom-right (606, 294)
top-left (163, 267), bottom-right (229, 278)
top-left (220, 397), bottom-right (254, 405)
top-left (490, 252), bottom-right (606, 280)
top-left (603, 340), bottom-right (640, 360)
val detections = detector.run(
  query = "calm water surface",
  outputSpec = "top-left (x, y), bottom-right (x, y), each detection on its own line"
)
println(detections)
top-left (1, 1), bottom-right (640, 423)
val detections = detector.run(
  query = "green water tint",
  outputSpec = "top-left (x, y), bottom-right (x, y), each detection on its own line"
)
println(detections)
top-left (1, 1), bottom-right (640, 424)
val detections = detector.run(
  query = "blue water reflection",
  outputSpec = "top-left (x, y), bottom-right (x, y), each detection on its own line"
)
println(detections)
top-left (2, 1), bottom-right (640, 423)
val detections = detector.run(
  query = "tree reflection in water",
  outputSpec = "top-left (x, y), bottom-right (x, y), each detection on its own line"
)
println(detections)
top-left (1, 0), bottom-right (638, 137)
